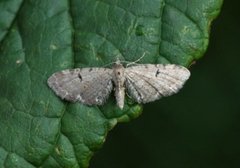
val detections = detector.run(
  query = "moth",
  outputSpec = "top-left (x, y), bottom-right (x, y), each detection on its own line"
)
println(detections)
top-left (47, 61), bottom-right (190, 109)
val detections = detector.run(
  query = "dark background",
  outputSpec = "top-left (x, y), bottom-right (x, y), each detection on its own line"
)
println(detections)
top-left (91, 1), bottom-right (240, 168)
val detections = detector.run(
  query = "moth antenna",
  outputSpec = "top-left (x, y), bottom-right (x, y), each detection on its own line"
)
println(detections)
top-left (102, 61), bottom-right (115, 67)
top-left (102, 52), bottom-right (147, 67)
top-left (102, 54), bottom-right (124, 67)
top-left (126, 52), bottom-right (146, 67)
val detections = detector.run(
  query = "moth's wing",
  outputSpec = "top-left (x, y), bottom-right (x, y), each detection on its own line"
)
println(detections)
top-left (125, 64), bottom-right (190, 103)
top-left (47, 68), bottom-right (113, 105)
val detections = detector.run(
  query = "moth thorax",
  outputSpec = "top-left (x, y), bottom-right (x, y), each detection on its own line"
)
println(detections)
top-left (112, 63), bottom-right (125, 86)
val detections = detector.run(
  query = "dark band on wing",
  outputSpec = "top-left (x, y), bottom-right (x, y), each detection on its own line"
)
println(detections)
top-left (155, 69), bottom-right (160, 77)
top-left (78, 73), bottom-right (82, 81)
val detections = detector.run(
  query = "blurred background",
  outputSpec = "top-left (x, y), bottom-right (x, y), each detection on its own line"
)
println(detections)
top-left (91, 1), bottom-right (240, 168)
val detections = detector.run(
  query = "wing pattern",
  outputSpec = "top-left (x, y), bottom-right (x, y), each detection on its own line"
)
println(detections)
top-left (125, 64), bottom-right (190, 103)
top-left (47, 68), bottom-right (113, 105)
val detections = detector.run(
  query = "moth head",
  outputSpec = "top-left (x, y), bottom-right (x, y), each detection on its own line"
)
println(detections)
top-left (113, 60), bottom-right (124, 69)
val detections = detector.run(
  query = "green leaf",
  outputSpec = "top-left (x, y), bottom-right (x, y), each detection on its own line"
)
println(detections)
top-left (0, 0), bottom-right (223, 167)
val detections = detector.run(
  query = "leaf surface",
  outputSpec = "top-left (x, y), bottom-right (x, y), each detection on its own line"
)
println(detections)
top-left (0, 0), bottom-right (223, 167)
